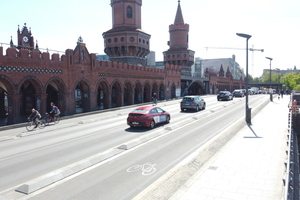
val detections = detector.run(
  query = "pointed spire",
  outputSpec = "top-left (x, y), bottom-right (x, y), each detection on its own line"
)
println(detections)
top-left (35, 40), bottom-right (39, 50)
top-left (226, 66), bottom-right (230, 73)
top-left (220, 64), bottom-right (224, 72)
top-left (10, 36), bottom-right (14, 48)
top-left (174, 0), bottom-right (184, 25)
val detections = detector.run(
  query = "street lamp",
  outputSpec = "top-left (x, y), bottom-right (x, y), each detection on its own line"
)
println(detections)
top-left (266, 57), bottom-right (273, 101)
top-left (276, 68), bottom-right (280, 94)
top-left (236, 33), bottom-right (252, 124)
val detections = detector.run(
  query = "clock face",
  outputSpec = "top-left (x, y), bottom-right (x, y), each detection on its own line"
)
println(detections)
top-left (23, 36), bottom-right (29, 43)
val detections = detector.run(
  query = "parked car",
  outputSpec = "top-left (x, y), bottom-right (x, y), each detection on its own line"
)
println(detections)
top-left (127, 106), bottom-right (170, 129)
top-left (232, 90), bottom-right (244, 97)
top-left (248, 89), bottom-right (254, 95)
top-left (217, 91), bottom-right (233, 101)
top-left (180, 95), bottom-right (206, 112)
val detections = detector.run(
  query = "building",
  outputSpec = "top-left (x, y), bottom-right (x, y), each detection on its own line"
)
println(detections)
top-left (0, 1), bottom-right (181, 125)
top-left (102, 0), bottom-right (151, 66)
top-left (96, 55), bottom-right (109, 61)
top-left (201, 55), bottom-right (245, 93)
top-left (146, 51), bottom-right (156, 67)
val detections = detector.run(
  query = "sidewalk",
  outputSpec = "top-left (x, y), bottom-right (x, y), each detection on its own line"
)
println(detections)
top-left (170, 96), bottom-right (289, 200)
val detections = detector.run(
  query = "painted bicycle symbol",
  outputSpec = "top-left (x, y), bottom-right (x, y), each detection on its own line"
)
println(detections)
top-left (127, 162), bottom-right (157, 176)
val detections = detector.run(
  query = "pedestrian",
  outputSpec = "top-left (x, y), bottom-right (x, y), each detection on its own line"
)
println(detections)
top-left (152, 93), bottom-right (157, 105)
top-left (280, 90), bottom-right (284, 98)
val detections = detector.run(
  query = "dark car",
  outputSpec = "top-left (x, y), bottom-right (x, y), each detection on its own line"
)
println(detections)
top-left (232, 90), bottom-right (244, 97)
top-left (180, 95), bottom-right (206, 112)
top-left (217, 91), bottom-right (233, 101)
top-left (127, 106), bottom-right (170, 129)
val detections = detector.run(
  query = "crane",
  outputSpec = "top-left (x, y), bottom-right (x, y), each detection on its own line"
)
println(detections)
top-left (204, 46), bottom-right (264, 52)
top-left (204, 46), bottom-right (264, 77)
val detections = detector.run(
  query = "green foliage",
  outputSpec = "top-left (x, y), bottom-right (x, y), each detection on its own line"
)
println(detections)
top-left (294, 84), bottom-right (300, 91)
top-left (261, 71), bottom-right (281, 83)
top-left (282, 73), bottom-right (298, 90)
top-left (253, 77), bottom-right (260, 82)
top-left (248, 74), bottom-right (253, 82)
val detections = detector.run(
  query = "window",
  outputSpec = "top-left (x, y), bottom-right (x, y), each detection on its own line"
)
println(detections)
top-left (150, 108), bottom-right (158, 114)
top-left (81, 50), bottom-right (84, 61)
top-left (114, 38), bottom-right (118, 42)
top-left (127, 6), bottom-right (132, 18)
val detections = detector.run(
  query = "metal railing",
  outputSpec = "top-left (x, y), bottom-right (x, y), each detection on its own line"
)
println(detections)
top-left (284, 110), bottom-right (299, 200)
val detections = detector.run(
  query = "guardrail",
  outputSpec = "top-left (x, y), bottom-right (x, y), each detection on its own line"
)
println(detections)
top-left (284, 110), bottom-right (299, 200)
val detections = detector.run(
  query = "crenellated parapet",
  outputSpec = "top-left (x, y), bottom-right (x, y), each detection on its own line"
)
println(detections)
top-left (0, 45), bottom-right (180, 79)
top-left (0, 47), bottom-right (67, 67)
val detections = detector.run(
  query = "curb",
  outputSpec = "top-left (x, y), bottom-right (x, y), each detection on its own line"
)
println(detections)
top-left (15, 148), bottom-right (123, 194)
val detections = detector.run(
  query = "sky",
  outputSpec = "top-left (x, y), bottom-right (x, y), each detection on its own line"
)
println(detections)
top-left (0, 0), bottom-right (299, 78)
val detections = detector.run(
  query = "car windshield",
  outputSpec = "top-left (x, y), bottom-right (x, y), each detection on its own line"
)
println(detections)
top-left (131, 108), bottom-right (149, 114)
top-left (182, 97), bottom-right (194, 101)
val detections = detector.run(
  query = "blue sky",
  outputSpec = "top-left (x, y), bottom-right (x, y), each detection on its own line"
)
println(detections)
top-left (1, 0), bottom-right (299, 77)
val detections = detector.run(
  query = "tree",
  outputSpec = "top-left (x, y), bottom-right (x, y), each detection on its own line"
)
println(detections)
top-left (261, 71), bottom-right (280, 83)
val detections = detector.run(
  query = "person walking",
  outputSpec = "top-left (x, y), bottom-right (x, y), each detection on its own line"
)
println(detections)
top-left (152, 93), bottom-right (157, 105)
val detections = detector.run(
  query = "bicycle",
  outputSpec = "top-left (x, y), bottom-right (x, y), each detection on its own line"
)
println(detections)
top-left (26, 118), bottom-right (46, 131)
top-left (44, 112), bottom-right (60, 125)
top-left (127, 162), bottom-right (156, 175)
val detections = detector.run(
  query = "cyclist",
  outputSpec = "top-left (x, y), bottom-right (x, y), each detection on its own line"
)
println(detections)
top-left (27, 108), bottom-right (41, 128)
top-left (152, 93), bottom-right (157, 105)
top-left (49, 102), bottom-right (60, 121)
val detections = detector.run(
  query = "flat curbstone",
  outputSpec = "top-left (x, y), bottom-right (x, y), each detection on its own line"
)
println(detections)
top-left (15, 148), bottom-right (124, 194)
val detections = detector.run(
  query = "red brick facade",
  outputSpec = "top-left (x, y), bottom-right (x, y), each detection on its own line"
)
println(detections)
top-left (0, 40), bottom-right (180, 124)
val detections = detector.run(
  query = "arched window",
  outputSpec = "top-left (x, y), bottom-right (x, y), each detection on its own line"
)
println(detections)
top-left (81, 50), bottom-right (84, 61)
top-left (127, 6), bottom-right (132, 18)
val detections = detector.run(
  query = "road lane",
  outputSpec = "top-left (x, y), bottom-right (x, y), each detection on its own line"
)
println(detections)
top-left (7, 95), bottom-right (270, 200)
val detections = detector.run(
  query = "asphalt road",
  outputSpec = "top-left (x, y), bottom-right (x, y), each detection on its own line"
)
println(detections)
top-left (0, 94), bottom-right (270, 200)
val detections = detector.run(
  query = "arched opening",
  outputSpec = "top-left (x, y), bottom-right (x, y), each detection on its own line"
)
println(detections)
top-left (143, 83), bottom-right (151, 102)
top-left (152, 83), bottom-right (158, 99)
top-left (75, 81), bottom-right (90, 113)
top-left (111, 82), bottom-right (122, 107)
top-left (171, 83), bottom-right (176, 98)
top-left (20, 81), bottom-right (36, 116)
top-left (159, 83), bottom-right (164, 100)
top-left (45, 79), bottom-right (66, 115)
top-left (46, 84), bottom-right (58, 112)
top-left (124, 82), bottom-right (133, 106)
top-left (127, 6), bottom-right (133, 18)
top-left (134, 83), bottom-right (142, 104)
top-left (0, 87), bottom-right (8, 118)
top-left (188, 82), bottom-right (204, 95)
top-left (97, 81), bottom-right (109, 109)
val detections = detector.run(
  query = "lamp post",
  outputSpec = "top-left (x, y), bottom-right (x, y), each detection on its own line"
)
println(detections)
top-left (266, 57), bottom-right (273, 101)
top-left (236, 33), bottom-right (252, 124)
top-left (276, 68), bottom-right (280, 93)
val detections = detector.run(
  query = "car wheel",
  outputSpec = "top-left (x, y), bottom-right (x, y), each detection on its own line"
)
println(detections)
top-left (166, 115), bottom-right (170, 123)
top-left (149, 120), bottom-right (155, 129)
top-left (181, 108), bottom-right (184, 112)
top-left (195, 105), bottom-right (199, 112)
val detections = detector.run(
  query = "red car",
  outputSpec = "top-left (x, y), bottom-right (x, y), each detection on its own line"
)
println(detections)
top-left (127, 106), bottom-right (171, 128)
